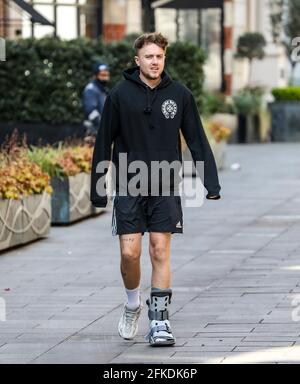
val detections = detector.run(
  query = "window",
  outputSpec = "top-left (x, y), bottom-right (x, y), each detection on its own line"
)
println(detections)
top-left (22, 0), bottom-right (101, 39)
top-left (155, 7), bottom-right (222, 90)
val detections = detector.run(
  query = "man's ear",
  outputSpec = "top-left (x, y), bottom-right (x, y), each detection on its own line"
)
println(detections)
top-left (134, 56), bottom-right (139, 66)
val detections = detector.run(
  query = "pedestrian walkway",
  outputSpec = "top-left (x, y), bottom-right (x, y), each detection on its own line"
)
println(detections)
top-left (0, 143), bottom-right (300, 364)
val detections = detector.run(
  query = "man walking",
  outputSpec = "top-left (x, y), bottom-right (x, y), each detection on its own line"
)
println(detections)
top-left (90, 33), bottom-right (221, 346)
top-left (83, 62), bottom-right (110, 138)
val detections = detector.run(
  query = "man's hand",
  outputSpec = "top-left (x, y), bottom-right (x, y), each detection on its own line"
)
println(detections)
top-left (91, 196), bottom-right (108, 208)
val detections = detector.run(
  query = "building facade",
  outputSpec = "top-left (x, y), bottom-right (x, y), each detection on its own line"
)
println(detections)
top-left (231, 0), bottom-right (289, 91)
top-left (0, 0), bottom-right (142, 41)
top-left (0, 0), bottom-right (289, 92)
top-left (0, 0), bottom-right (23, 39)
top-left (153, 0), bottom-right (289, 93)
top-left (0, 0), bottom-right (5, 37)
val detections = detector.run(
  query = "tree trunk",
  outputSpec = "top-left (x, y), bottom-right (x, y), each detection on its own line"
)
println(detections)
top-left (249, 58), bottom-right (253, 86)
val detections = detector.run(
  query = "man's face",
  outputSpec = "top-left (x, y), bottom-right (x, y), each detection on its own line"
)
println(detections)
top-left (135, 43), bottom-right (166, 80)
top-left (96, 70), bottom-right (110, 82)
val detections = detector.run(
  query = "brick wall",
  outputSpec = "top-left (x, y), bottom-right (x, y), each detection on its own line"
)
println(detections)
top-left (224, 0), bottom-right (233, 95)
top-left (0, 0), bottom-right (6, 37)
top-left (103, 0), bottom-right (126, 42)
top-left (103, 24), bottom-right (126, 43)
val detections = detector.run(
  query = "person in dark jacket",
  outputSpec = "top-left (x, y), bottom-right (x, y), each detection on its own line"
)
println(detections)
top-left (90, 33), bottom-right (221, 346)
top-left (82, 63), bottom-right (110, 138)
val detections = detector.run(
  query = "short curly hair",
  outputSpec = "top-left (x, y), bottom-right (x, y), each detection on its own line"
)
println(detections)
top-left (134, 32), bottom-right (169, 54)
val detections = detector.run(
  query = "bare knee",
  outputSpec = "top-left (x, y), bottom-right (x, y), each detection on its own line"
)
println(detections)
top-left (121, 250), bottom-right (141, 264)
top-left (150, 244), bottom-right (169, 264)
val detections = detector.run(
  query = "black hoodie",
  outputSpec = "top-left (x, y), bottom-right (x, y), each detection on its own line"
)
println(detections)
top-left (90, 66), bottom-right (221, 207)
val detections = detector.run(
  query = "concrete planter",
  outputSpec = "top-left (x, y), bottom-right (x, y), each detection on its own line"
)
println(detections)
top-left (210, 140), bottom-right (227, 170)
top-left (0, 192), bottom-right (51, 252)
top-left (269, 102), bottom-right (300, 142)
top-left (210, 113), bottom-right (238, 144)
top-left (182, 139), bottom-right (227, 177)
top-left (51, 172), bottom-right (104, 225)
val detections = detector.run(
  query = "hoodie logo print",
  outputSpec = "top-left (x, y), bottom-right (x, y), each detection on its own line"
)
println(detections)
top-left (162, 100), bottom-right (177, 119)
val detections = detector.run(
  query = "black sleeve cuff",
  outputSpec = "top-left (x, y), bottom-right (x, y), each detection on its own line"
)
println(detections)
top-left (206, 193), bottom-right (221, 200)
top-left (91, 196), bottom-right (108, 208)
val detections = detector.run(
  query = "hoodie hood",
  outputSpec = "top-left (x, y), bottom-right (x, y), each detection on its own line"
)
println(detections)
top-left (123, 66), bottom-right (172, 89)
top-left (123, 66), bottom-right (172, 115)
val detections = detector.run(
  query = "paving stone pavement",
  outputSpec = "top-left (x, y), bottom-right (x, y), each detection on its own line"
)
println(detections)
top-left (0, 143), bottom-right (300, 364)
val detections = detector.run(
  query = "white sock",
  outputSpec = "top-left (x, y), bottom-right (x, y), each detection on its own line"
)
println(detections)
top-left (125, 286), bottom-right (140, 310)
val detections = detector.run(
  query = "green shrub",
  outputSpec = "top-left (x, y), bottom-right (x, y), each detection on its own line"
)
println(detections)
top-left (272, 87), bottom-right (300, 101)
top-left (165, 41), bottom-right (206, 108)
top-left (27, 143), bottom-right (93, 178)
top-left (236, 32), bottom-right (266, 61)
top-left (233, 87), bottom-right (264, 115)
top-left (0, 38), bottom-right (108, 124)
top-left (201, 92), bottom-right (234, 116)
top-left (0, 37), bottom-right (206, 124)
top-left (27, 146), bottom-right (65, 178)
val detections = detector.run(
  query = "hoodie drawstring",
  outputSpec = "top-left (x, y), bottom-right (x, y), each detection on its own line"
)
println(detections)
top-left (144, 86), bottom-right (152, 115)
top-left (144, 86), bottom-right (158, 115)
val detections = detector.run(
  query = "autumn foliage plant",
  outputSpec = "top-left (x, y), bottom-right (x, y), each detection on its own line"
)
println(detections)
top-left (0, 132), bottom-right (93, 200)
top-left (0, 133), bottom-right (52, 200)
top-left (208, 121), bottom-right (232, 143)
top-left (28, 144), bottom-right (93, 178)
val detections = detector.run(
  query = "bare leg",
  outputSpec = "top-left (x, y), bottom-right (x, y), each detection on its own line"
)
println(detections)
top-left (146, 232), bottom-right (175, 346)
top-left (149, 232), bottom-right (172, 289)
top-left (119, 233), bottom-right (142, 289)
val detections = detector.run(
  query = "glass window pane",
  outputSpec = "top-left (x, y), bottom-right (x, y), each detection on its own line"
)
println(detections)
top-left (32, 5), bottom-right (55, 38)
top-left (155, 9), bottom-right (177, 43)
top-left (179, 10), bottom-right (198, 44)
top-left (56, 0), bottom-right (77, 4)
top-left (34, 5), bottom-right (54, 22)
top-left (79, 2), bottom-right (99, 38)
top-left (201, 9), bottom-right (222, 90)
top-left (32, 1), bottom-right (54, 3)
top-left (57, 6), bottom-right (78, 39)
top-left (79, 0), bottom-right (97, 5)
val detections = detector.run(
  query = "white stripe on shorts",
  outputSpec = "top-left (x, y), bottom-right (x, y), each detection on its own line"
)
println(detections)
top-left (111, 194), bottom-right (117, 236)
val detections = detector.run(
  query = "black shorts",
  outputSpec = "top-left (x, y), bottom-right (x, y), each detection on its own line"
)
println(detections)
top-left (111, 194), bottom-right (183, 236)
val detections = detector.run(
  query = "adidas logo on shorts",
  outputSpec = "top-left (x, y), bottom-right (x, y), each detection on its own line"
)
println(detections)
top-left (176, 221), bottom-right (182, 229)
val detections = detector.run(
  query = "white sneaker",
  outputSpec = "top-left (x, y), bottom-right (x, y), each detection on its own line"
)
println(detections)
top-left (118, 301), bottom-right (143, 340)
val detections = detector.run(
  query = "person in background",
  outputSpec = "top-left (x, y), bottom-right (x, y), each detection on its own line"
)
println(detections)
top-left (84, 63), bottom-right (112, 200)
top-left (83, 63), bottom-right (110, 140)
